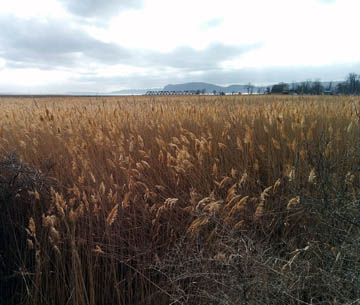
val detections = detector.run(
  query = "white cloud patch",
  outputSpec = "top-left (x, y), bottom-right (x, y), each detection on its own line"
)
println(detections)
top-left (317, 0), bottom-right (336, 4)
top-left (143, 43), bottom-right (262, 70)
top-left (200, 18), bottom-right (224, 30)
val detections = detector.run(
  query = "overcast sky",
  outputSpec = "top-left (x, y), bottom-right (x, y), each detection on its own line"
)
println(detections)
top-left (0, 0), bottom-right (359, 93)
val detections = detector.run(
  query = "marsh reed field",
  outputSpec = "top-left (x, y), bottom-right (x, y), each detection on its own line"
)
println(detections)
top-left (1, 95), bottom-right (360, 304)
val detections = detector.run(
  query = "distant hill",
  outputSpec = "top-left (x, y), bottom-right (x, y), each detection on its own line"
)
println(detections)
top-left (109, 88), bottom-right (162, 95)
top-left (163, 82), bottom-right (264, 94)
top-left (164, 82), bottom-right (222, 92)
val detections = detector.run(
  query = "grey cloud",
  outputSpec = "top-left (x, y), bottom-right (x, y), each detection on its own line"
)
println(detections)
top-left (144, 43), bottom-right (261, 71)
top-left (0, 15), bottom-right (132, 69)
top-left (58, 0), bottom-right (144, 18)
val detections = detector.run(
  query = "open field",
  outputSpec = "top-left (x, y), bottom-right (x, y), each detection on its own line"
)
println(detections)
top-left (1, 95), bottom-right (360, 305)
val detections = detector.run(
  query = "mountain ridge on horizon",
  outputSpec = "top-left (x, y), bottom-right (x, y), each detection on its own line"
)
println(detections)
top-left (163, 82), bottom-right (259, 93)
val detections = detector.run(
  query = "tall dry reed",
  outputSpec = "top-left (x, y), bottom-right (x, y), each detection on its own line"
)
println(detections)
top-left (0, 94), bottom-right (359, 304)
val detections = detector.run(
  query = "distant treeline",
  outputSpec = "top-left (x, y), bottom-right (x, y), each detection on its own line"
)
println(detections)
top-left (269, 73), bottom-right (360, 95)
